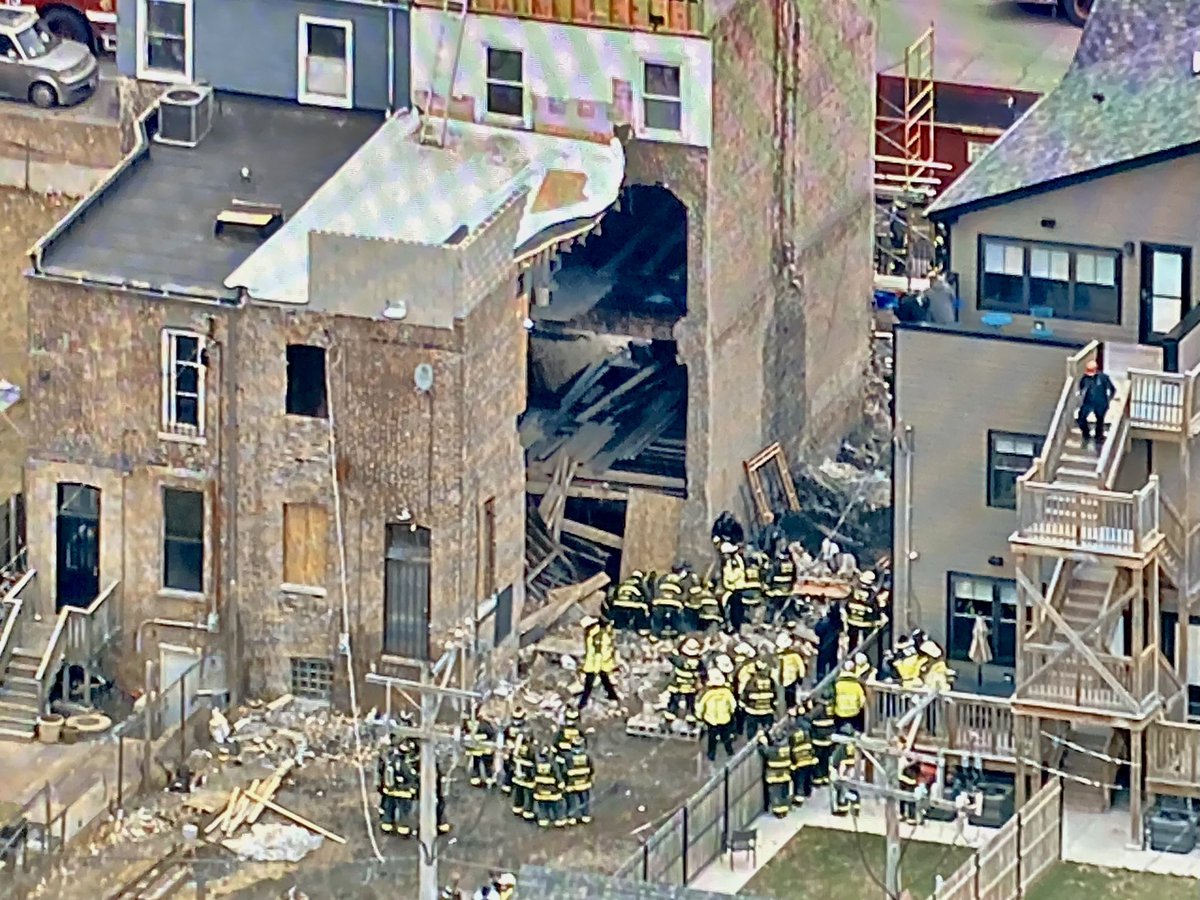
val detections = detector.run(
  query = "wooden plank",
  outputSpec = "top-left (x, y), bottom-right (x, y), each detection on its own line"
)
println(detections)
top-left (574, 363), bottom-right (663, 423)
top-left (204, 788), bottom-right (240, 835)
top-left (526, 480), bottom-right (629, 501)
top-left (581, 469), bottom-right (686, 491)
top-left (620, 488), bottom-right (684, 580)
top-left (559, 519), bottom-right (623, 549)
top-left (242, 792), bottom-right (346, 844)
top-left (519, 573), bottom-right (610, 636)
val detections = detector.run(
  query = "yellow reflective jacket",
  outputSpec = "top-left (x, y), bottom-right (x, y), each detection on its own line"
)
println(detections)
top-left (696, 686), bottom-right (737, 726)
top-left (582, 623), bottom-right (615, 674)
top-left (832, 673), bottom-right (866, 718)
top-left (777, 650), bottom-right (805, 687)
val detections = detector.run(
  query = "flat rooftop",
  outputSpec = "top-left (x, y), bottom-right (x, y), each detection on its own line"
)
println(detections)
top-left (877, 0), bottom-right (1081, 93)
top-left (35, 94), bottom-right (383, 299)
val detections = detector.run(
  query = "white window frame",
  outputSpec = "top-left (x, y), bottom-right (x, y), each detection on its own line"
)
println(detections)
top-left (297, 15), bottom-right (354, 109)
top-left (483, 45), bottom-right (525, 122)
top-left (160, 329), bottom-right (206, 443)
top-left (136, 0), bottom-right (193, 84)
top-left (640, 58), bottom-right (684, 137)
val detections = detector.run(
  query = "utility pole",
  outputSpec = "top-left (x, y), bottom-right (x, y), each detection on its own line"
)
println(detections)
top-left (366, 642), bottom-right (481, 900)
top-left (832, 689), bottom-right (956, 900)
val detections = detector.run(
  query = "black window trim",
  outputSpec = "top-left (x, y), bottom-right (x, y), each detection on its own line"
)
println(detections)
top-left (162, 485), bottom-right (204, 594)
top-left (986, 429), bottom-right (1044, 510)
top-left (945, 570), bottom-right (1019, 669)
top-left (976, 233), bottom-right (1123, 326)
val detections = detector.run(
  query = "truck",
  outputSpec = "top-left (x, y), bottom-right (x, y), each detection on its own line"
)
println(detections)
top-left (1021, 0), bottom-right (1091, 28)
top-left (1, 0), bottom-right (115, 53)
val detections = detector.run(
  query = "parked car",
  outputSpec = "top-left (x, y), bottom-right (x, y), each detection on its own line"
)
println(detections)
top-left (0, 7), bottom-right (97, 108)
top-left (1019, 0), bottom-right (1091, 27)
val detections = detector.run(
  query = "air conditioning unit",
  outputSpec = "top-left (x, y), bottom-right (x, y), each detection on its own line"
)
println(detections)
top-left (155, 84), bottom-right (215, 148)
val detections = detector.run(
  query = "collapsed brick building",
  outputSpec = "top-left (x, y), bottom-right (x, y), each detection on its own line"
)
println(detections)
top-left (10, 0), bottom-right (874, 708)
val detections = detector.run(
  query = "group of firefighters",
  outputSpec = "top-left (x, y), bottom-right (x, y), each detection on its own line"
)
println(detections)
top-left (375, 720), bottom-right (452, 838)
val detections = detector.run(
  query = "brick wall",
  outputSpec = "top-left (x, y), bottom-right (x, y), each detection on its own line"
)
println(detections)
top-left (24, 242), bottom-right (526, 696)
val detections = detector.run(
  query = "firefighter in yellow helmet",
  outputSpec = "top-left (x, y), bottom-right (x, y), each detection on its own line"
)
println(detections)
top-left (579, 615), bottom-right (620, 709)
top-left (696, 670), bottom-right (738, 761)
top-left (832, 659), bottom-right (867, 733)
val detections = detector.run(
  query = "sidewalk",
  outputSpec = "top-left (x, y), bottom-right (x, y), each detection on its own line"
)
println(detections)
top-left (689, 787), bottom-right (992, 894)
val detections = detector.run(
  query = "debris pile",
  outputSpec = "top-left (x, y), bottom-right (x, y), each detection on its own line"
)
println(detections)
top-left (223, 823), bottom-right (324, 863)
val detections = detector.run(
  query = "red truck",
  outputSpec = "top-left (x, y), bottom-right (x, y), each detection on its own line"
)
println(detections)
top-left (2, 0), bottom-right (115, 53)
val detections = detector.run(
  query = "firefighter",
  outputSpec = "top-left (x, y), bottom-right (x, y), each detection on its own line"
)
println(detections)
top-left (499, 708), bottom-right (527, 795)
top-left (765, 544), bottom-right (797, 624)
top-left (394, 741), bottom-right (419, 837)
top-left (696, 670), bottom-right (737, 761)
top-left (578, 615), bottom-right (620, 709)
top-left (719, 542), bottom-right (749, 633)
top-left (789, 717), bottom-right (817, 806)
top-left (665, 637), bottom-right (704, 722)
top-left (899, 759), bottom-right (921, 824)
top-left (741, 547), bottom-right (768, 625)
top-left (563, 736), bottom-right (594, 825)
top-left (465, 714), bottom-right (497, 788)
top-left (894, 635), bottom-right (925, 689)
top-left (651, 565), bottom-right (687, 641)
top-left (377, 741), bottom-right (401, 832)
top-left (610, 571), bottom-right (651, 635)
top-left (692, 576), bottom-right (723, 632)
top-left (831, 729), bottom-right (861, 816)
top-left (532, 743), bottom-right (567, 828)
top-left (511, 735), bottom-right (536, 820)
top-left (845, 570), bottom-right (881, 651)
top-left (741, 657), bottom-right (778, 738)
top-left (759, 731), bottom-right (794, 818)
top-left (774, 632), bottom-right (805, 713)
top-left (554, 706), bottom-right (588, 752)
top-left (435, 762), bottom-right (451, 834)
top-left (832, 659), bottom-right (867, 734)
top-left (679, 565), bottom-right (703, 633)
top-left (494, 873), bottom-right (517, 900)
top-left (732, 642), bottom-right (757, 736)
top-left (810, 694), bottom-right (836, 786)
top-left (852, 650), bottom-right (874, 682)
top-left (918, 640), bottom-right (956, 691)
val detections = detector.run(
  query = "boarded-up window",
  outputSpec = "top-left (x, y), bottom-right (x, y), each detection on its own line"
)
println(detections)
top-left (283, 503), bottom-right (328, 587)
top-left (384, 524), bottom-right (431, 660)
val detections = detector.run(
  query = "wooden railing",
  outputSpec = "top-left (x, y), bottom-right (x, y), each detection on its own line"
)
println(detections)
top-left (1028, 341), bottom-right (1100, 486)
top-left (34, 581), bottom-right (121, 713)
top-left (1160, 494), bottom-right (1200, 597)
top-left (1096, 389), bottom-right (1132, 490)
top-left (1014, 477), bottom-right (1160, 556)
top-left (1147, 720), bottom-right (1200, 797)
top-left (865, 682), bottom-right (1016, 760)
top-left (425, 0), bottom-right (709, 35)
top-left (1127, 368), bottom-right (1194, 434)
top-left (1015, 644), bottom-right (1167, 717)
top-left (0, 570), bottom-right (33, 687)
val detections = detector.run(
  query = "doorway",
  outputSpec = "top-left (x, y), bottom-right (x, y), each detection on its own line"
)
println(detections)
top-left (55, 483), bottom-right (99, 609)
top-left (1140, 244), bottom-right (1192, 342)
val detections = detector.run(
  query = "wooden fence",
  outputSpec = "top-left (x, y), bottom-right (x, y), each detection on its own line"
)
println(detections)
top-left (932, 778), bottom-right (1062, 900)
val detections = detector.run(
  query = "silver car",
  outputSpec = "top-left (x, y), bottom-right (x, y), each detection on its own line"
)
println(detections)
top-left (0, 8), bottom-right (98, 108)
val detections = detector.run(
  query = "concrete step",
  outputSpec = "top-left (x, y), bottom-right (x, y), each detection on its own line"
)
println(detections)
top-left (0, 724), bottom-right (35, 741)
top-left (0, 697), bottom-right (39, 714)
top-left (0, 711), bottom-right (38, 732)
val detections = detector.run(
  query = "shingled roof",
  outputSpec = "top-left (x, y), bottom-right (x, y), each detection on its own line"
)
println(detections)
top-left (515, 865), bottom-right (769, 899)
top-left (927, 1), bottom-right (1200, 219)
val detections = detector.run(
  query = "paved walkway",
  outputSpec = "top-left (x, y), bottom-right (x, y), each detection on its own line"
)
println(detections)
top-left (690, 787), bottom-right (993, 894)
top-left (1063, 808), bottom-right (1200, 879)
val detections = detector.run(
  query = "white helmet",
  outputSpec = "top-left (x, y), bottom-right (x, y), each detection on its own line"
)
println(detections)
top-left (719, 541), bottom-right (738, 554)
top-left (859, 570), bottom-right (877, 586)
top-left (920, 640), bottom-right (942, 659)
top-left (775, 633), bottom-right (793, 650)
top-left (708, 670), bottom-right (727, 687)
top-left (580, 615), bottom-right (599, 630)
top-left (715, 654), bottom-right (735, 674)
top-left (734, 642), bottom-right (755, 658)
top-left (842, 659), bottom-right (856, 672)
top-left (854, 652), bottom-right (868, 667)
top-left (496, 873), bottom-right (516, 888)
top-left (681, 637), bottom-right (701, 656)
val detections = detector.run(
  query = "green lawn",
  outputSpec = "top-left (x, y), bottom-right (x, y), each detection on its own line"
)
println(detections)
top-left (1025, 862), bottom-right (1198, 900)
top-left (743, 828), bottom-right (972, 900)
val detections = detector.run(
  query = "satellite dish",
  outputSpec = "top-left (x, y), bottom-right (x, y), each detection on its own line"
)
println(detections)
top-left (414, 363), bottom-right (434, 392)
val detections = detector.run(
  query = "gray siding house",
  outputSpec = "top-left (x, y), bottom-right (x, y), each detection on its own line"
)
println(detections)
top-left (897, 0), bottom-right (1200, 689)
top-left (116, 0), bottom-right (410, 111)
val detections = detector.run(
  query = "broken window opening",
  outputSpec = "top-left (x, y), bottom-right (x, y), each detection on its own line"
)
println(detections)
top-left (383, 523), bottom-right (431, 660)
top-left (163, 487), bottom-right (204, 594)
top-left (548, 184), bottom-right (688, 322)
top-left (286, 344), bottom-right (328, 418)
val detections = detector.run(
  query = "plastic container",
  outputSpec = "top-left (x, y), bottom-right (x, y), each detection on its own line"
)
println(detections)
top-left (37, 713), bottom-right (64, 744)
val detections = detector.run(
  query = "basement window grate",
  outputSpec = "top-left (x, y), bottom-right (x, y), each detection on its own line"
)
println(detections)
top-left (290, 657), bottom-right (334, 701)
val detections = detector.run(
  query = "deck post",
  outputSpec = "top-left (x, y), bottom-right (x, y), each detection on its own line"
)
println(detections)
top-left (1130, 728), bottom-right (1144, 846)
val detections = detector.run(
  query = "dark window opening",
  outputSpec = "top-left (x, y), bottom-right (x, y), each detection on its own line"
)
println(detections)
top-left (987, 431), bottom-right (1043, 510)
top-left (286, 344), bottom-right (328, 418)
top-left (948, 573), bottom-right (1017, 669)
top-left (482, 498), bottom-right (496, 598)
top-left (486, 48), bottom-right (523, 118)
top-left (383, 523), bottom-right (431, 660)
top-left (163, 487), bottom-right (204, 593)
top-left (550, 184), bottom-right (688, 320)
top-left (494, 585), bottom-right (513, 647)
top-left (56, 483), bottom-right (100, 609)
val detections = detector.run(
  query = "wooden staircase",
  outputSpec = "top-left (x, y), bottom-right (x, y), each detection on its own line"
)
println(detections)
top-left (0, 620), bottom-right (53, 741)
top-left (1060, 725), bottom-right (1123, 812)
top-left (1052, 378), bottom-right (1129, 487)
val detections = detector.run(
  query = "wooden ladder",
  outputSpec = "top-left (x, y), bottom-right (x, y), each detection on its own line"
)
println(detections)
top-left (419, 0), bottom-right (470, 148)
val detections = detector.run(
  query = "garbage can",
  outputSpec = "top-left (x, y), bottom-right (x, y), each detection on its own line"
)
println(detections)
top-left (37, 714), bottom-right (64, 744)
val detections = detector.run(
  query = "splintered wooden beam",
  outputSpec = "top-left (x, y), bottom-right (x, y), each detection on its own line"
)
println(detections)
top-left (559, 519), bottom-right (623, 549)
top-left (242, 791), bottom-right (346, 844)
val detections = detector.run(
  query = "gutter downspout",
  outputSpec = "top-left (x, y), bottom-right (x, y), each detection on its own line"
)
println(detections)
top-left (387, 5), bottom-right (396, 113)
top-left (902, 425), bottom-right (915, 633)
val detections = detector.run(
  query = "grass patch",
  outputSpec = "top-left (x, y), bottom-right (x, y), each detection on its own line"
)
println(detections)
top-left (743, 827), bottom-right (971, 899)
top-left (1025, 862), bottom-right (1198, 900)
